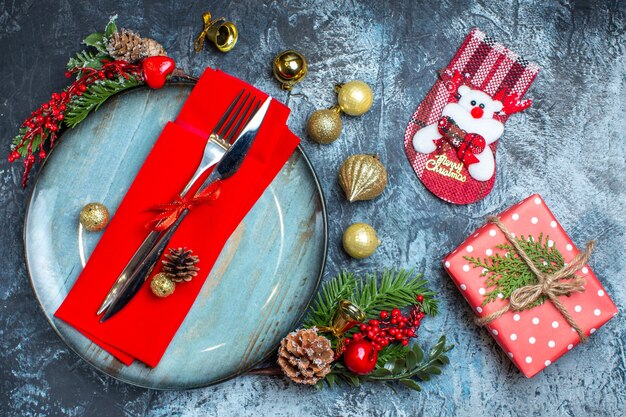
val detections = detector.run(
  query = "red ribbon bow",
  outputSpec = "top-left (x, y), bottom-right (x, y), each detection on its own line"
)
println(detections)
top-left (146, 180), bottom-right (223, 232)
top-left (437, 116), bottom-right (486, 167)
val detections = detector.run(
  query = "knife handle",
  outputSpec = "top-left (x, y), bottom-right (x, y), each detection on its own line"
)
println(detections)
top-left (133, 209), bottom-right (190, 284)
top-left (97, 230), bottom-right (161, 315)
top-left (99, 209), bottom-right (190, 322)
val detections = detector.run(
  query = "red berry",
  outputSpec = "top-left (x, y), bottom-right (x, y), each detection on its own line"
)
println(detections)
top-left (359, 324), bottom-right (367, 332)
top-left (369, 320), bottom-right (380, 327)
top-left (372, 343), bottom-right (382, 351)
top-left (406, 329), bottom-right (415, 337)
top-left (61, 92), bottom-right (68, 100)
top-left (343, 339), bottom-right (378, 375)
top-left (418, 312), bottom-right (425, 320)
top-left (416, 294), bottom-right (424, 302)
top-left (59, 104), bottom-right (66, 111)
top-left (367, 331), bottom-right (376, 340)
top-left (344, 338), bottom-right (351, 345)
top-left (379, 311), bottom-right (389, 320)
top-left (38, 150), bottom-right (46, 159)
top-left (65, 71), bottom-right (72, 78)
top-left (391, 308), bottom-right (401, 317)
top-left (36, 116), bottom-right (44, 124)
top-left (395, 333), bottom-right (403, 340)
top-left (353, 333), bottom-right (363, 340)
top-left (42, 103), bottom-right (49, 110)
top-left (78, 84), bottom-right (87, 92)
top-left (391, 318), bottom-right (398, 325)
top-left (8, 151), bottom-right (19, 162)
top-left (402, 340), bottom-right (409, 346)
top-left (57, 114), bottom-right (64, 121)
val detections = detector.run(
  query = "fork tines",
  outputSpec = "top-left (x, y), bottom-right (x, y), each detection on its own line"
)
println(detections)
top-left (213, 90), bottom-right (262, 145)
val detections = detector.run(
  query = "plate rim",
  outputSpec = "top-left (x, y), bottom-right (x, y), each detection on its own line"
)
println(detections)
top-left (22, 83), bottom-right (328, 390)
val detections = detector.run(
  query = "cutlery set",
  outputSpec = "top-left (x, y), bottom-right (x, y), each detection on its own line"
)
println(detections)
top-left (98, 92), bottom-right (272, 321)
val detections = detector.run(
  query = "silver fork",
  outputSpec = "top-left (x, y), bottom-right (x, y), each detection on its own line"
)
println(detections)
top-left (97, 90), bottom-right (261, 315)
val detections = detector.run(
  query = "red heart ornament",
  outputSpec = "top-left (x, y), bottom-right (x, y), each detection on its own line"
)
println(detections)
top-left (142, 56), bottom-right (176, 89)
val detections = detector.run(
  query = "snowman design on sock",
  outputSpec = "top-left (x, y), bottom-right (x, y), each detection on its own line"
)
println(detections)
top-left (413, 85), bottom-right (505, 182)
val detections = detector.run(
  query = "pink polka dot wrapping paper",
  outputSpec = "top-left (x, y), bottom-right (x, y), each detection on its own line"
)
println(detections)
top-left (443, 194), bottom-right (618, 378)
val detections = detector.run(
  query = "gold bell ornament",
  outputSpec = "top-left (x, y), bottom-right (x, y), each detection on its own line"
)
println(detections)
top-left (306, 80), bottom-right (374, 144)
top-left (338, 154), bottom-right (388, 202)
top-left (79, 202), bottom-right (110, 232)
top-left (273, 50), bottom-right (308, 90)
top-left (194, 11), bottom-right (238, 53)
top-left (326, 300), bottom-right (366, 337)
top-left (318, 299), bottom-right (366, 354)
top-left (343, 222), bottom-right (381, 259)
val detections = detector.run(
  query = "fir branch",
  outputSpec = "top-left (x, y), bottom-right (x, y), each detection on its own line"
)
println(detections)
top-left (66, 15), bottom-right (117, 71)
top-left (64, 75), bottom-right (143, 128)
top-left (304, 271), bottom-right (357, 329)
top-left (465, 234), bottom-right (564, 309)
top-left (356, 270), bottom-right (438, 318)
top-left (66, 50), bottom-right (109, 72)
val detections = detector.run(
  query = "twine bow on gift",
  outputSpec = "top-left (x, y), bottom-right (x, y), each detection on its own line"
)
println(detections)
top-left (437, 116), bottom-right (486, 168)
top-left (477, 216), bottom-right (595, 342)
top-left (145, 180), bottom-right (222, 232)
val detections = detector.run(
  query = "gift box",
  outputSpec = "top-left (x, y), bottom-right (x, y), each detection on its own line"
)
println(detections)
top-left (444, 194), bottom-right (618, 377)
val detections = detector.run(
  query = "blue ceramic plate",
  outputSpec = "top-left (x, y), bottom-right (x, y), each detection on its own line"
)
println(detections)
top-left (24, 84), bottom-right (327, 390)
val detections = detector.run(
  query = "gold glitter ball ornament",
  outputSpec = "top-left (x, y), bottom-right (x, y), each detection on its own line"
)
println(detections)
top-left (342, 223), bottom-right (381, 259)
top-left (338, 154), bottom-right (388, 202)
top-left (306, 108), bottom-right (343, 144)
top-left (336, 80), bottom-right (374, 116)
top-left (79, 203), bottom-right (110, 232)
top-left (150, 273), bottom-right (176, 298)
top-left (273, 50), bottom-right (308, 90)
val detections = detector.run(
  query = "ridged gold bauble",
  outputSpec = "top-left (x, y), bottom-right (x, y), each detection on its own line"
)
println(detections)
top-left (306, 108), bottom-right (343, 144)
top-left (336, 80), bottom-right (373, 116)
top-left (79, 203), bottom-right (110, 232)
top-left (338, 154), bottom-right (388, 202)
top-left (342, 223), bottom-right (381, 259)
top-left (273, 50), bottom-right (308, 90)
top-left (150, 273), bottom-right (175, 298)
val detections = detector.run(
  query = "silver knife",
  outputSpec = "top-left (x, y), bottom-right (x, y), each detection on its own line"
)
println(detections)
top-left (99, 96), bottom-right (272, 322)
top-left (97, 90), bottom-right (253, 316)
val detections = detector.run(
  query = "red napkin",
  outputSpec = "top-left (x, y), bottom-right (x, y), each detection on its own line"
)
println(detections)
top-left (55, 68), bottom-right (300, 367)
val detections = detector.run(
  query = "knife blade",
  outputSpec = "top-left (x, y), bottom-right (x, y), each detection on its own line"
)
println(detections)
top-left (99, 96), bottom-right (272, 322)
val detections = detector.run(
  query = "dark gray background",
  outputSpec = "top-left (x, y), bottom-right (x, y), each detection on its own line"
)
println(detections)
top-left (1, 1), bottom-right (624, 416)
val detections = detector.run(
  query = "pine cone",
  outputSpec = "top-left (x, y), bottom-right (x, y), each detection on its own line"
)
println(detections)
top-left (107, 28), bottom-right (166, 63)
top-left (162, 247), bottom-right (200, 282)
top-left (140, 37), bottom-right (167, 59)
top-left (277, 328), bottom-right (334, 385)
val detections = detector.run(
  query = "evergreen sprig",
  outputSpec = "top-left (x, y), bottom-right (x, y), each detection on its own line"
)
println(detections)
top-left (305, 271), bottom-right (357, 329)
top-left (464, 234), bottom-right (564, 309)
top-left (305, 270), bottom-right (437, 331)
top-left (66, 16), bottom-right (117, 72)
top-left (356, 270), bottom-right (438, 318)
top-left (302, 269), bottom-right (451, 392)
top-left (318, 335), bottom-right (453, 392)
top-left (64, 75), bottom-right (143, 128)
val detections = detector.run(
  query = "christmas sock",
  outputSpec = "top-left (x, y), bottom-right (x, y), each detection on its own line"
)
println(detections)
top-left (404, 28), bottom-right (539, 205)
